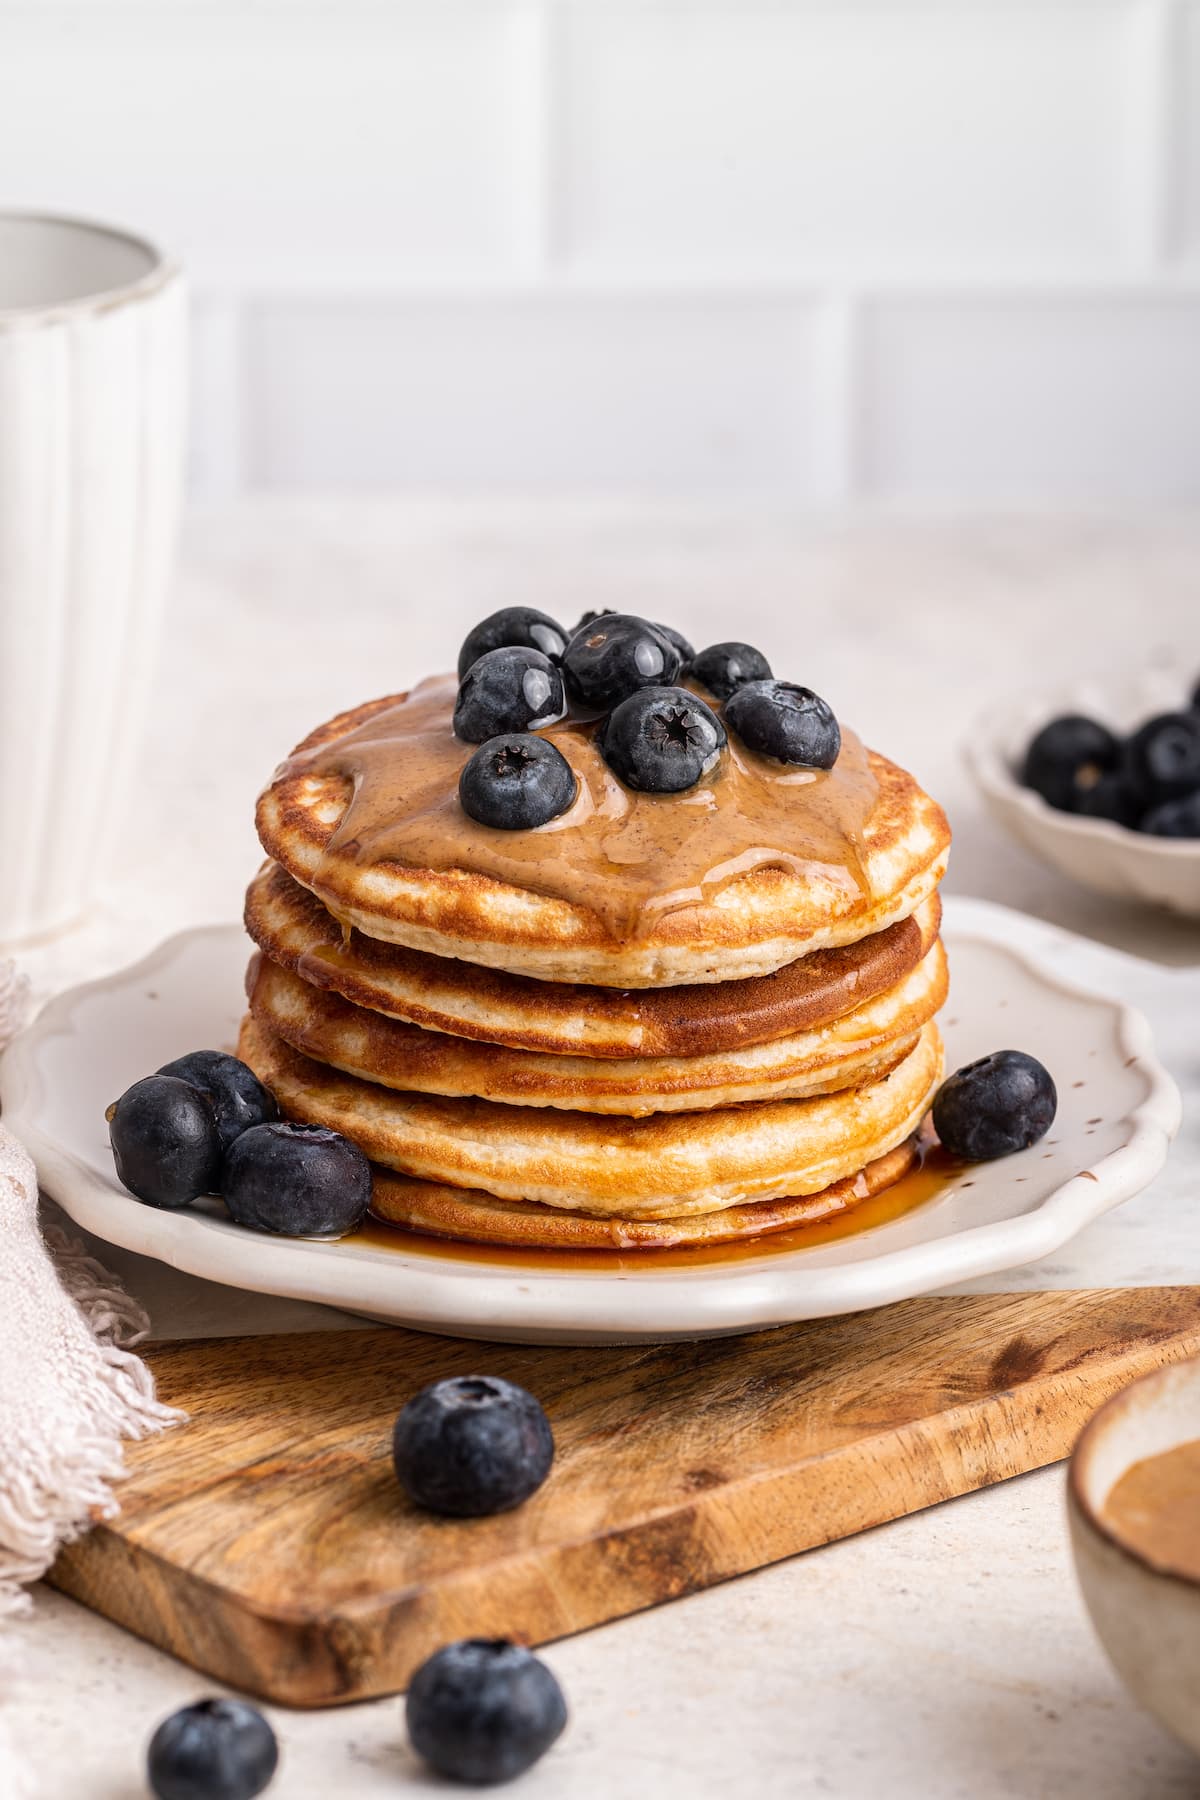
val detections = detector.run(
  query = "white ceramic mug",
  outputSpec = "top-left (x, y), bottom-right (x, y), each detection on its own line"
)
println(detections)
top-left (0, 213), bottom-right (186, 947)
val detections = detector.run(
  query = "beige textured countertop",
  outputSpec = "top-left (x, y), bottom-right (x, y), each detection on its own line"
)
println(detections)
top-left (7, 504), bottom-right (1200, 1797)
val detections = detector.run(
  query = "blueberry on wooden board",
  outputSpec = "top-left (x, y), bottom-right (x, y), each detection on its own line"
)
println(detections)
top-left (393, 1375), bottom-right (554, 1516)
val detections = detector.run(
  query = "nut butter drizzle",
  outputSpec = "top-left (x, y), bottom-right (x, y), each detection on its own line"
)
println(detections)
top-left (283, 674), bottom-right (880, 942)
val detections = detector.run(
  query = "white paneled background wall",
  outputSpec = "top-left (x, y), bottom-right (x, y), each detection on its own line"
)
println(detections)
top-left (4, 0), bottom-right (1200, 503)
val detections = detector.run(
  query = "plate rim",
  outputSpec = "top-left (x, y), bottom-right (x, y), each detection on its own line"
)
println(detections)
top-left (0, 902), bottom-right (1183, 1342)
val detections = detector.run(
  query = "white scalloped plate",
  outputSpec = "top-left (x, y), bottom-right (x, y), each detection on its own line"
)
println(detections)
top-left (966, 670), bottom-right (1200, 917)
top-left (0, 899), bottom-right (1181, 1343)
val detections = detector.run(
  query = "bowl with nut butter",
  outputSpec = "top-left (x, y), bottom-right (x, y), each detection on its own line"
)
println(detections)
top-left (1070, 1356), bottom-right (1200, 1754)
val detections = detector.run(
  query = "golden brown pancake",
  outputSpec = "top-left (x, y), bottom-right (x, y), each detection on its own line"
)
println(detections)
top-left (256, 683), bottom-right (951, 986)
top-left (245, 859), bottom-right (942, 1059)
top-left (237, 1014), bottom-right (943, 1218)
top-left (366, 1136), bottom-right (920, 1250)
top-left (246, 938), bottom-right (948, 1114)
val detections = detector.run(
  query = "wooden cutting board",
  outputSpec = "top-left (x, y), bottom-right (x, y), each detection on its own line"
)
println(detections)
top-left (49, 1288), bottom-right (1200, 1708)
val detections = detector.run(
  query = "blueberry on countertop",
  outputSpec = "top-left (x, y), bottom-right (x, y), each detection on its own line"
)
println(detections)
top-left (600, 685), bottom-right (725, 793)
top-left (406, 1640), bottom-right (567, 1786)
top-left (147, 1698), bottom-right (278, 1800)
top-left (108, 1075), bottom-right (222, 1209)
top-left (1122, 711), bottom-right (1200, 808)
top-left (725, 679), bottom-right (841, 769)
top-left (156, 1050), bottom-right (278, 1154)
top-left (454, 647), bottom-right (567, 743)
top-left (457, 607), bottom-right (568, 680)
top-left (689, 640), bottom-right (772, 702)
top-left (222, 1120), bottom-right (371, 1237)
top-left (932, 1050), bottom-right (1057, 1162)
top-left (393, 1374), bottom-right (554, 1516)
top-left (459, 733), bottom-right (577, 830)
top-left (1143, 789), bottom-right (1200, 837)
top-left (561, 614), bottom-right (681, 710)
top-left (1021, 714), bottom-right (1121, 814)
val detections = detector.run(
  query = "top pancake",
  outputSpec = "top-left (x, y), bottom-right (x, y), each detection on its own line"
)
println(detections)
top-left (245, 860), bottom-right (942, 1060)
top-left (256, 683), bottom-right (951, 987)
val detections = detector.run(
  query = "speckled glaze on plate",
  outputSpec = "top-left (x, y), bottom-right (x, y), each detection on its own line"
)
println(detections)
top-left (0, 899), bottom-right (1180, 1344)
top-left (966, 671), bottom-right (1200, 917)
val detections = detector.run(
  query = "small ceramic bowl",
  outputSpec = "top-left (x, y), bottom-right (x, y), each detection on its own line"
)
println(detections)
top-left (1069, 1356), bottom-right (1200, 1754)
top-left (966, 670), bottom-right (1200, 918)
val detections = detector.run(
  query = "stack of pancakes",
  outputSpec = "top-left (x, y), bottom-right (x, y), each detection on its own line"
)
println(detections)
top-left (239, 679), bottom-right (951, 1251)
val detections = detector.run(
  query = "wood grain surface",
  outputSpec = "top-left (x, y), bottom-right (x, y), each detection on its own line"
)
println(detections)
top-left (49, 1289), bottom-right (1200, 1707)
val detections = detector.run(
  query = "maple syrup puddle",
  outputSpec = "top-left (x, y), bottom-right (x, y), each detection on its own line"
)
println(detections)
top-left (346, 1145), bottom-right (966, 1273)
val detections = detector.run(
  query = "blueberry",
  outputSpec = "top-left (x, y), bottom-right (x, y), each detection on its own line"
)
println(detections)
top-left (147, 1698), bottom-right (278, 1800)
top-left (1076, 771), bottom-right (1143, 830)
top-left (222, 1120), bottom-right (371, 1237)
top-left (689, 640), bottom-right (772, 702)
top-left (600, 685), bottom-right (725, 793)
top-left (656, 622), bottom-right (695, 663)
top-left (108, 1075), bottom-right (222, 1208)
top-left (1021, 714), bottom-right (1121, 814)
top-left (725, 679), bottom-right (841, 769)
top-left (932, 1050), bottom-right (1057, 1161)
top-left (454, 647), bottom-right (567, 744)
top-left (457, 607), bottom-right (568, 680)
top-left (393, 1375), bottom-right (554, 1516)
top-left (570, 607), bottom-right (613, 636)
top-left (1123, 712), bottom-right (1200, 808)
top-left (156, 1050), bottom-right (278, 1154)
top-left (407, 1640), bottom-right (566, 1785)
top-left (459, 733), bottom-right (577, 830)
top-left (561, 614), bottom-right (681, 709)
top-left (572, 610), bottom-right (694, 665)
top-left (1143, 789), bottom-right (1200, 837)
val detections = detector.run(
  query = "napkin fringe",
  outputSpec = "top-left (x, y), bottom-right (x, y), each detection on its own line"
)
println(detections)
top-left (0, 1223), bottom-right (184, 1618)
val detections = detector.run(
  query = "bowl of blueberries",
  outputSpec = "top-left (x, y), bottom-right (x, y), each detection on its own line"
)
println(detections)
top-left (966, 667), bottom-right (1200, 917)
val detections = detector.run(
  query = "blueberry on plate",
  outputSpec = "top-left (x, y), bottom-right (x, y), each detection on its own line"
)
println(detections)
top-left (725, 680), bottom-right (841, 769)
top-left (1123, 711), bottom-right (1200, 808)
top-left (459, 733), bottom-right (577, 830)
top-left (222, 1120), bottom-right (371, 1237)
top-left (932, 1050), bottom-right (1058, 1161)
top-left (600, 685), bottom-right (725, 793)
top-left (108, 1075), bottom-right (222, 1209)
top-left (407, 1640), bottom-right (567, 1786)
top-left (1075, 771), bottom-right (1144, 831)
top-left (393, 1374), bottom-right (554, 1516)
top-left (561, 614), bottom-right (681, 709)
top-left (454, 647), bottom-right (567, 744)
top-left (1021, 714), bottom-right (1121, 814)
top-left (457, 607), bottom-right (568, 680)
top-left (1143, 789), bottom-right (1200, 837)
top-left (147, 1698), bottom-right (278, 1800)
top-left (156, 1050), bottom-right (278, 1154)
top-left (689, 640), bottom-right (772, 702)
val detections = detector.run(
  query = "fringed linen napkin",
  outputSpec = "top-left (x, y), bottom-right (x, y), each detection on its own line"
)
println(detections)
top-left (0, 959), bottom-right (181, 1616)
